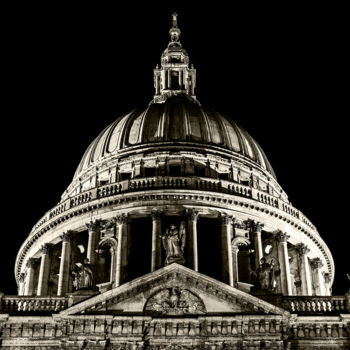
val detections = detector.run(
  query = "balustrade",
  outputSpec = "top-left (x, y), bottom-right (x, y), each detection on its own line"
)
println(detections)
top-left (28, 176), bottom-right (319, 243)
top-left (1, 296), bottom-right (67, 313)
top-left (282, 296), bottom-right (347, 314)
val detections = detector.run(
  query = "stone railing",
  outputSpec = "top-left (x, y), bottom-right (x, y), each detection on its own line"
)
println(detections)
top-left (0, 295), bottom-right (68, 313)
top-left (282, 296), bottom-right (348, 314)
top-left (30, 175), bottom-right (317, 237)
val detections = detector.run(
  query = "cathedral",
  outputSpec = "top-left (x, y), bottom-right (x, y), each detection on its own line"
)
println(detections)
top-left (0, 13), bottom-right (349, 350)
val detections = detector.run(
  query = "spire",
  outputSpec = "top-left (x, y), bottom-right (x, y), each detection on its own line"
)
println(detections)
top-left (152, 13), bottom-right (197, 104)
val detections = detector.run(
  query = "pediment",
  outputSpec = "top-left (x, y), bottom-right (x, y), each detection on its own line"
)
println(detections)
top-left (61, 264), bottom-right (289, 316)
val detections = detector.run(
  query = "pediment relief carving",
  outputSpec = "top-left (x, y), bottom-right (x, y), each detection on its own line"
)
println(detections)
top-left (144, 287), bottom-right (206, 315)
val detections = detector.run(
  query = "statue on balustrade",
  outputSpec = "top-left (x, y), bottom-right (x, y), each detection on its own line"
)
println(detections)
top-left (161, 221), bottom-right (186, 265)
top-left (72, 258), bottom-right (93, 290)
top-left (255, 257), bottom-right (276, 291)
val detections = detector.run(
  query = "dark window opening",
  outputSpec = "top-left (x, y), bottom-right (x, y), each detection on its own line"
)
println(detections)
top-left (197, 218), bottom-right (222, 281)
top-left (218, 173), bottom-right (229, 181)
top-left (194, 166), bottom-right (206, 177)
top-left (171, 72), bottom-right (180, 90)
top-left (99, 180), bottom-right (109, 186)
top-left (169, 165), bottom-right (182, 176)
top-left (128, 218), bottom-right (152, 281)
top-left (145, 167), bottom-right (156, 177)
top-left (120, 172), bottom-right (132, 181)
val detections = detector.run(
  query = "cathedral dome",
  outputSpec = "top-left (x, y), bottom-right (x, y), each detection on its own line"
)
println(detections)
top-left (74, 95), bottom-right (275, 181)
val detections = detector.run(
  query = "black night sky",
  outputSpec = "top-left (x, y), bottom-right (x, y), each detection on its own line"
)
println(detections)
top-left (1, 4), bottom-right (349, 295)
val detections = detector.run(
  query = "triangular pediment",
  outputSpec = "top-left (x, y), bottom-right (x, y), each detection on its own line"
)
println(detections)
top-left (60, 264), bottom-right (289, 316)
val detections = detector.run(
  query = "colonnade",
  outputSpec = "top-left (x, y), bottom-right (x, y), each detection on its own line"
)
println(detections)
top-left (20, 210), bottom-right (329, 297)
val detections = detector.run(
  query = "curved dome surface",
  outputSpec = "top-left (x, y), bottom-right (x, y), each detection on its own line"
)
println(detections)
top-left (74, 96), bottom-right (275, 180)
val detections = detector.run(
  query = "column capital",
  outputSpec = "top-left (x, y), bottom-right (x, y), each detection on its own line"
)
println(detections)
top-left (186, 208), bottom-right (199, 222)
top-left (116, 213), bottom-right (128, 225)
top-left (19, 273), bottom-right (26, 283)
top-left (250, 220), bottom-right (264, 233)
top-left (86, 220), bottom-right (100, 232)
top-left (151, 210), bottom-right (163, 221)
top-left (276, 231), bottom-right (290, 243)
top-left (39, 243), bottom-right (52, 255)
top-left (297, 243), bottom-right (310, 255)
top-left (26, 258), bottom-right (36, 268)
top-left (60, 231), bottom-right (73, 243)
top-left (220, 213), bottom-right (233, 225)
top-left (310, 257), bottom-right (324, 269)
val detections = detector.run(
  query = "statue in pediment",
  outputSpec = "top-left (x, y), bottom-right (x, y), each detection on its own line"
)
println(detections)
top-left (161, 221), bottom-right (186, 265)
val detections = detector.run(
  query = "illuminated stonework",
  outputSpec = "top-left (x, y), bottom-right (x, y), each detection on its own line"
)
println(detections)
top-left (0, 13), bottom-right (349, 350)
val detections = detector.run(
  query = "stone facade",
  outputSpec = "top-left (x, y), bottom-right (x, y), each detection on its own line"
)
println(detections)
top-left (1, 14), bottom-right (349, 350)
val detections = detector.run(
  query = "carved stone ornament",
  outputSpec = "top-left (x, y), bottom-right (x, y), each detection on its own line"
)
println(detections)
top-left (26, 257), bottom-right (36, 268)
top-left (276, 231), bottom-right (290, 243)
top-left (310, 257), bottom-right (324, 269)
top-left (60, 231), bottom-right (73, 242)
top-left (86, 219), bottom-right (100, 232)
top-left (116, 213), bottom-right (128, 225)
top-left (144, 287), bottom-right (206, 315)
top-left (39, 243), bottom-right (51, 255)
top-left (221, 214), bottom-right (233, 225)
top-left (297, 243), bottom-right (310, 255)
top-left (250, 220), bottom-right (264, 233)
top-left (151, 209), bottom-right (163, 221)
top-left (186, 208), bottom-right (199, 222)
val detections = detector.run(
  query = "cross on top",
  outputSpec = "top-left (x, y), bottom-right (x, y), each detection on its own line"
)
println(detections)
top-left (172, 12), bottom-right (178, 27)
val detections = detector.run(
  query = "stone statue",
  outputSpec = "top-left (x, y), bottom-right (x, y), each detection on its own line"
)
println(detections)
top-left (256, 257), bottom-right (275, 291)
top-left (161, 221), bottom-right (186, 265)
top-left (72, 258), bottom-right (93, 290)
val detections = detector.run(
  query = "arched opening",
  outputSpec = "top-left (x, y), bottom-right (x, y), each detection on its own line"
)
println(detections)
top-left (96, 239), bottom-right (117, 287)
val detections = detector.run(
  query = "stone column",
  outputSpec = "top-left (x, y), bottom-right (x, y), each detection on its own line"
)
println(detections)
top-left (37, 244), bottom-right (52, 296)
top-left (323, 272), bottom-right (331, 296)
top-left (297, 243), bottom-right (312, 296)
top-left (251, 221), bottom-right (264, 269)
top-left (24, 258), bottom-right (36, 296)
top-left (86, 221), bottom-right (100, 266)
top-left (276, 231), bottom-right (293, 295)
top-left (186, 209), bottom-right (199, 271)
top-left (115, 214), bottom-right (128, 287)
top-left (110, 246), bottom-right (116, 283)
top-left (57, 231), bottom-right (72, 296)
top-left (310, 258), bottom-right (326, 296)
top-left (167, 70), bottom-right (171, 88)
top-left (151, 210), bottom-right (163, 272)
top-left (232, 245), bottom-right (239, 287)
top-left (221, 214), bottom-right (234, 287)
top-left (18, 273), bottom-right (26, 296)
